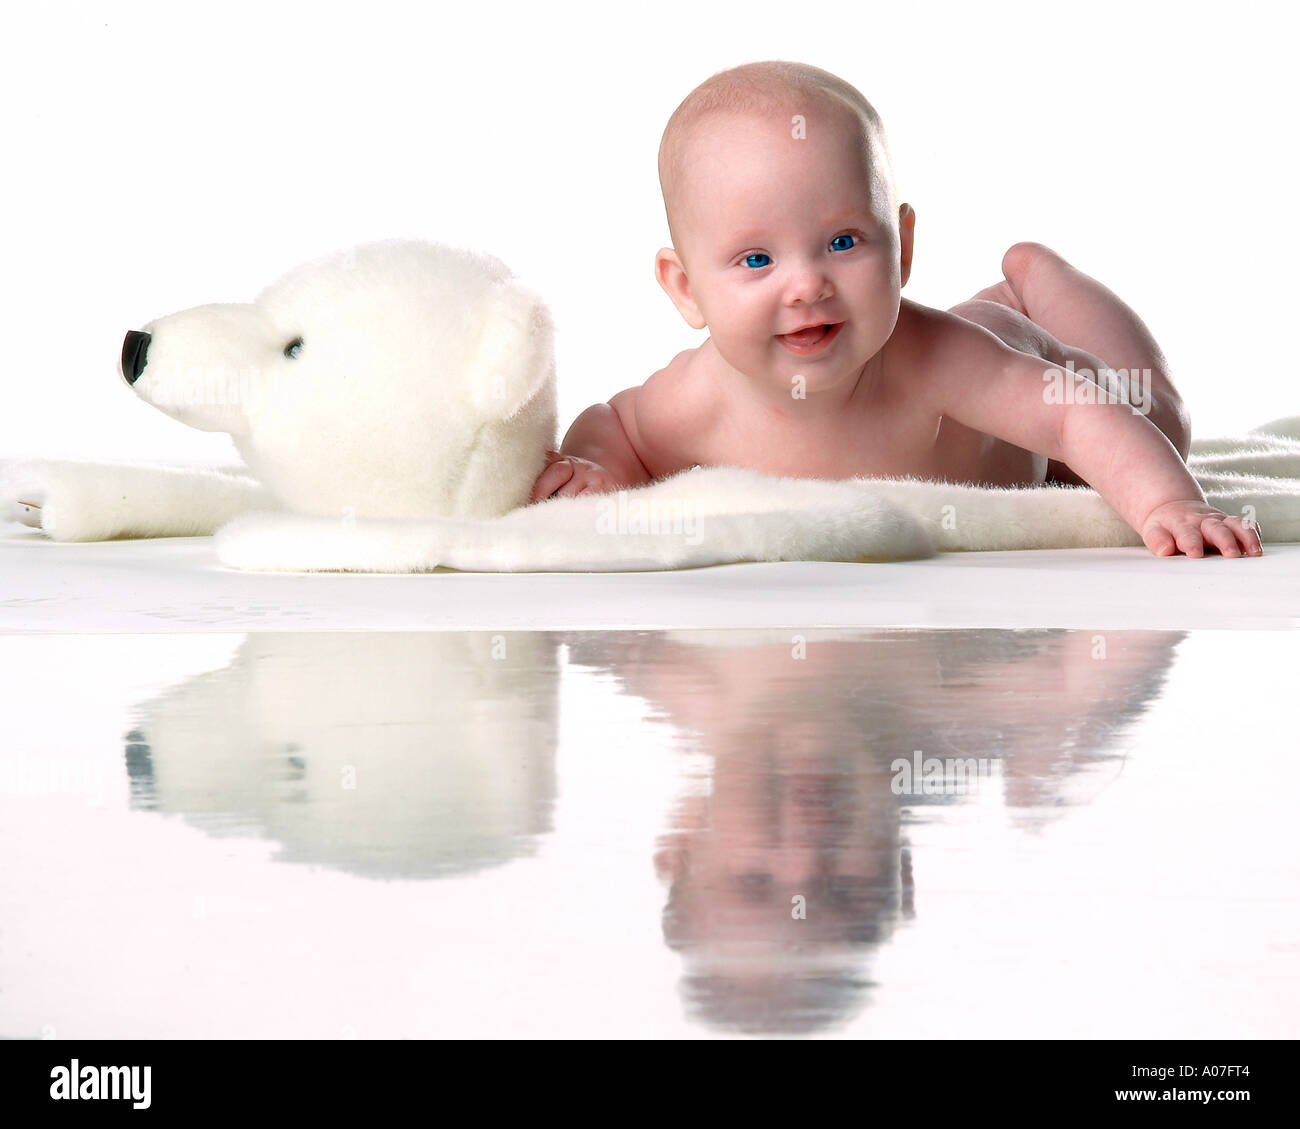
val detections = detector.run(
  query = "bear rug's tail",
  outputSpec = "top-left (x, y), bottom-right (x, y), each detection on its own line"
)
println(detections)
top-left (213, 417), bottom-right (1300, 572)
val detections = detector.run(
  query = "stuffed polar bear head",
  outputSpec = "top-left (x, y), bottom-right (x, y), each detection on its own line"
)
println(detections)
top-left (120, 240), bottom-right (557, 520)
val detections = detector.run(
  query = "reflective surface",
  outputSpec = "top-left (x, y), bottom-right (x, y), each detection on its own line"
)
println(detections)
top-left (1, 628), bottom-right (1296, 1038)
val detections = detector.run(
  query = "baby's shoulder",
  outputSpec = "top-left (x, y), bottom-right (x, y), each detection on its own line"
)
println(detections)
top-left (648, 344), bottom-right (704, 390)
top-left (612, 346), bottom-right (718, 476)
top-left (655, 344), bottom-right (727, 413)
top-left (887, 299), bottom-right (1001, 376)
top-left (893, 298), bottom-right (971, 348)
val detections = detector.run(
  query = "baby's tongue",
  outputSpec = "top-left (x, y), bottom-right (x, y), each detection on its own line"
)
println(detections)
top-left (783, 325), bottom-right (826, 345)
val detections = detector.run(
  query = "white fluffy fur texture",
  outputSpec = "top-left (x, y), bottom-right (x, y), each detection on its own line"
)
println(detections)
top-left (3, 239), bottom-right (556, 541)
top-left (203, 416), bottom-right (1300, 571)
top-left (5, 423), bottom-right (1297, 571)
top-left (212, 465), bottom-right (938, 571)
top-left (0, 461), bottom-right (275, 541)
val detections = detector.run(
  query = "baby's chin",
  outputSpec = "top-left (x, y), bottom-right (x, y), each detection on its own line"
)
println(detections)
top-left (763, 352), bottom-right (874, 392)
top-left (712, 335), bottom-right (870, 391)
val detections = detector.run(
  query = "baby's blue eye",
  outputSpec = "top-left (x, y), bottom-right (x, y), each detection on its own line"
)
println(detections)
top-left (743, 253), bottom-right (772, 269)
top-left (830, 234), bottom-right (856, 252)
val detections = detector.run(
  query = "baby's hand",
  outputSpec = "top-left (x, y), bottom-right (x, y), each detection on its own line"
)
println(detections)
top-left (528, 450), bottom-right (622, 503)
top-left (1139, 500), bottom-right (1263, 558)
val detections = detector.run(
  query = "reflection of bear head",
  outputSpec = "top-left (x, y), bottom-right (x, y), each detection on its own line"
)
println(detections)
top-left (123, 631), bottom-right (560, 879)
top-left (121, 240), bottom-right (556, 520)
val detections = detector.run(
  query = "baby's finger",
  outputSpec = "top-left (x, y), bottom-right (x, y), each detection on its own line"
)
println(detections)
top-left (1143, 524), bottom-right (1176, 557)
top-left (1173, 523), bottom-right (1205, 559)
top-left (555, 477), bottom-right (589, 498)
top-left (529, 460), bottom-right (573, 503)
top-left (1201, 518), bottom-right (1240, 558)
top-left (1233, 517), bottom-right (1264, 556)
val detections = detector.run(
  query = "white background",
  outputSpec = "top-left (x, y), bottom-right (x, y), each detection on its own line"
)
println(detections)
top-left (3, 0), bottom-right (1296, 464)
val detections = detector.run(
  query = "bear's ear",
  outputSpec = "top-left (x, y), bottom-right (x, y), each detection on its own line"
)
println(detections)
top-left (468, 280), bottom-right (556, 421)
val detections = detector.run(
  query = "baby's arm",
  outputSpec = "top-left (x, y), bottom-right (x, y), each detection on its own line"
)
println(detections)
top-left (534, 396), bottom-right (654, 501)
top-left (915, 309), bottom-right (1262, 558)
top-left (529, 351), bottom-right (705, 502)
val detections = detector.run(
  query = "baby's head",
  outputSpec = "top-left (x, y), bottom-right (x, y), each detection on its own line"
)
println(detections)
top-left (656, 62), bottom-right (915, 392)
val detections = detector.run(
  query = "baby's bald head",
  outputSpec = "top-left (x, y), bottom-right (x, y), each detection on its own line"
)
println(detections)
top-left (658, 61), bottom-right (897, 253)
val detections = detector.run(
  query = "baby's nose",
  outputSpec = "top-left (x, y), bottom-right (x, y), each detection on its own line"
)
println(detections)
top-left (784, 265), bottom-right (833, 303)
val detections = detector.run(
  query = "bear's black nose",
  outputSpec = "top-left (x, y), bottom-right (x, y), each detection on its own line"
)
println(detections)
top-left (121, 329), bottom-right (151, 386)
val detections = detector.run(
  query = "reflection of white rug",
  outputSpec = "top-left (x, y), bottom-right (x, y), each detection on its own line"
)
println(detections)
top-left (4, 418), bottom-right (1298, 572)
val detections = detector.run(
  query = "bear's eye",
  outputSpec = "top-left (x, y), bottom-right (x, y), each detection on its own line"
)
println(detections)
top-left (284, 336), bottom-right (304, 359)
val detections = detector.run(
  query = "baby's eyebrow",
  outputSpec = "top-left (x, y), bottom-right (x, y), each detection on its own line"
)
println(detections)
top-left (825, 207), bottom-right (881, 228)
top-left (720, 228), bottom-right (769, 249)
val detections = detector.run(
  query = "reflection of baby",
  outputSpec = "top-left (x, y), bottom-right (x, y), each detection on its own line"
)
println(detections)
top-left (533, 61), bottom-right (1262, 559)
top-left (568, 626), bottom-right (1182, 1033)
top-left (656, 730), bottom-right (903, 1035)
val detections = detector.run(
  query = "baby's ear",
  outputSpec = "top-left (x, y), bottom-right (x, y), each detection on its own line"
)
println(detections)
top-left (655, 248), bottom-right (706, 330)
top-left (899, 204), bottom-right (916, 288)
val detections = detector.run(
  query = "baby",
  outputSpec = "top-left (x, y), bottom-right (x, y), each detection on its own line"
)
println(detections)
top-left (529, 61), bottom-right (1262, 558)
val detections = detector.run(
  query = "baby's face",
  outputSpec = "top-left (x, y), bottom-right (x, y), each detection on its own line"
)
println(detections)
top-left (669, 109), bottom-right (906, 393)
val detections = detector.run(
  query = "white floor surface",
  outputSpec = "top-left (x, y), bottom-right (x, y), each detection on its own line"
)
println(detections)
top-left (2, 527), bottom-right (1297, 1038)
top-left (2, 528), bottom-right (1297, 632)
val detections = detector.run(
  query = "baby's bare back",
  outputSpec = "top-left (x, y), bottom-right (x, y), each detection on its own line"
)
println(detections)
top-left (662, 301), bottom-right (1049, 488)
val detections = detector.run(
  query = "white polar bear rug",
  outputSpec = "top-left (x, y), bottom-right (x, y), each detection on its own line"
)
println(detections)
top-left (4, 417), bottom-right (1296, 571)
top-left (209, 416), bottom-right (1300, 570)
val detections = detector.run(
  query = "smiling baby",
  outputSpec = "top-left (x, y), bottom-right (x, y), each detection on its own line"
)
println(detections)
top-left (530, 60), bottom-right (1261, 558)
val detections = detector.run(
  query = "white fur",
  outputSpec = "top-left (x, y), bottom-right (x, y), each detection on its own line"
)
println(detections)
top-left (212, 465), bottom-right (936, 572)
top-left (0, 460), bottom-right (277, 540)
top-left (76, 239), bottom-right (553, 531)
top-left (1, 238), bottom-right (1297, 570)
top-left (207, 424), bottom-right (1300, 571)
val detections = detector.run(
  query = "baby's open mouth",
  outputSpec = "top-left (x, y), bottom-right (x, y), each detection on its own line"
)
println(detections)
top-left (777, 322), bottom-right (844, 355)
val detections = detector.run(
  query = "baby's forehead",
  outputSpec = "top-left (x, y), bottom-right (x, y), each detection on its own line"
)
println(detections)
top-left (682, 97), bottom-right (879, 158)
top-left (659, 75), bottom-right (897, 246)
top-left (671, 103), bottom-right (889, 209)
